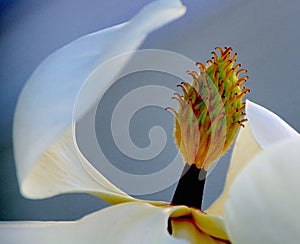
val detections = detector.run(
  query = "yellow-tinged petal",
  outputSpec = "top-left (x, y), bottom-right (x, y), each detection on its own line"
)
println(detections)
top-left (13, 0), bottom-right (186, 201)
top-left (0, 202), bottom-right (229, 244)
top-left (171, 218), bottom-right (228, 244)
top-left (224, 136), bottom-right (300, 244)
top-left (206, 121), bottom-right (261, 216)
top-left (191, 210), bottom-right (229, 241)
top-left (168, 207), bottom-right (229, 241)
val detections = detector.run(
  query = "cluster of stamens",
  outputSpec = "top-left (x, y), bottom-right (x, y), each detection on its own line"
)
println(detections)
top-left (168, 47), bottom-right (249, 170)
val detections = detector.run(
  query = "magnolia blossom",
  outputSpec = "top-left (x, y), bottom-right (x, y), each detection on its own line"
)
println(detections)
top-left (1, 0), bottom-right (300, 243)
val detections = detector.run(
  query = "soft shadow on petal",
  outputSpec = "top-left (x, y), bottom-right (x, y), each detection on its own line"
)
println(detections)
top-left (171, 218), bottom-right (228, 244)
top-left (224, 137), bottom-right (300, 244)
top-left (13, 0), bottom-right (186, 200)
top-left (206, 122), bottom-right (261, 216)
top-left (0, 202), bottom-right (226, 244)
top-left (246, 100), bottom-right (299, 148)
top-left (22, 127), bottom-right (135, 204)
top-left (190, 210), bottom-right (229, 241)
top-left (169, 208), bottom-right (229, 241)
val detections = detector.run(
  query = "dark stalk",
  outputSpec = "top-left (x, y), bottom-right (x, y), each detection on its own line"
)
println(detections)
top-left (171, 164), bottom-right (207, 210)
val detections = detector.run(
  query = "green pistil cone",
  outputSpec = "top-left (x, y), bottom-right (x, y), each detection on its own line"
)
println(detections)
top-left (171, 47), bottom-right (249, 170)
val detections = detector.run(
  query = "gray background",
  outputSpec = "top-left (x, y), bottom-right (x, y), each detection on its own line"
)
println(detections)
top-left (1, 0), bottom-right (300, 221)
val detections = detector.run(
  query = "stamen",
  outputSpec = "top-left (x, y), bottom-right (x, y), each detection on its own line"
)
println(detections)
top-left (223, 47), bottom-right (233, 56)
top-left (236, 68), bottom-right (248, 77)
top-left (215, 70), bottom-right (220, 81)
top-left (237, 75), bottom-right (249, 84)
top-left (187, 70), bottom-right (199, 80)
top-left (207, 59), bottom-right (213, 65)
top-left (211, 51), bottom-right (218, 61)
top-left (177, 84), bottom-right (188, 99)
top-left (224, 59), bottom-right (232, 71)
top-left (231, 53), bottom-right (238, 63)
top-left (181, 81), bottom-right (191, 90)
top-left (233, 63), bottom-right (241, 73)
top-left (215, 46), bottom-right (224, 55)
top-left (172, 93), bottom-right (184, 107)
top-left (165, 107), bottom-right (178, 118)
top-left (196, 61), bottom-right (206, 71)
top-left (238, 118), bottom-right (248, 127)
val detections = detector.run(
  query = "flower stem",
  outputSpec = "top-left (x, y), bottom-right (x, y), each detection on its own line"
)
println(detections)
top-left (171, 164), bottom-right (206, 210)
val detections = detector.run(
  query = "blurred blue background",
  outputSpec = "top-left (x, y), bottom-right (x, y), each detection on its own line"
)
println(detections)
top-left (1, 0), bottom-right (300, 221)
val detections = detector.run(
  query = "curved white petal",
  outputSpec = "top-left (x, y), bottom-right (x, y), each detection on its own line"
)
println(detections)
top-left (0, 202), bottom-right (227, 244)
top-left (13, 0), bottom-right (186, 200)
top-left (246, 100), bottom-right (298, 148)
top-left (225, 136), bottom-right (300, 244)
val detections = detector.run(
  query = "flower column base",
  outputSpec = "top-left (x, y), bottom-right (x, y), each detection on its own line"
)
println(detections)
top-left (171, 164), bottom-right (206, 210)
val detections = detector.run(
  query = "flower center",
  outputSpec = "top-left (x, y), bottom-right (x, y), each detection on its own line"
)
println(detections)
top-left (169, 47), bottom-right (249, 209)
top-left (169, 46), bottom-right (249, 170)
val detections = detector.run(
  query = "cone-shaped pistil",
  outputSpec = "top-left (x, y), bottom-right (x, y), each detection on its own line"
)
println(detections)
top-left (169, 47), bottom-right (249, 209)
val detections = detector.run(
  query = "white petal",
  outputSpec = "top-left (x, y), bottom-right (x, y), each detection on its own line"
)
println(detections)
top-left (0, 202), bottom-right (224, 244)
top-left (246, 100), bottom-right (298, 148)
top-left (12, 0), bottom-right (186, 200)
top-left (224, 136), bottom-right (300, 244)
top-left (208, 100), bottom-right (299, 216)
top-left (206, 122), bottom-right (262, 216)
